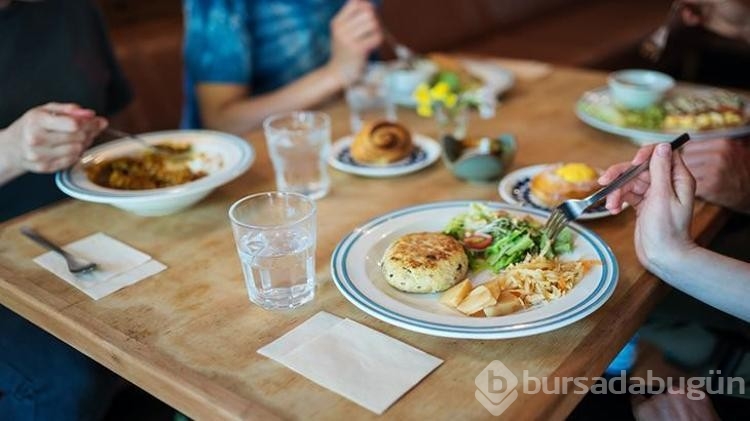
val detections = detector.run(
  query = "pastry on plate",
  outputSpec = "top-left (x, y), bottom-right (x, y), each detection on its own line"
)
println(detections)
top-left (530, 163), bottom-right (600, 207)
top-left (350, 120), bottom-right (413, 165)
top-left (381, 232), bottom-right (469, 293)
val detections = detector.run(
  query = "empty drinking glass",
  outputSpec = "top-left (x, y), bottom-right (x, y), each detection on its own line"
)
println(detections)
top-left (263, 111), bottom-right (331, 200)
top-left (345, 63), bottom-right (397, 133)
top-left (229, 192), bottom-right (317, 310)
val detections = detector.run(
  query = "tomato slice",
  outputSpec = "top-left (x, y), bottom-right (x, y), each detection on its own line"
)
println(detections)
top-left (463, 233), bottom-right (493, 250)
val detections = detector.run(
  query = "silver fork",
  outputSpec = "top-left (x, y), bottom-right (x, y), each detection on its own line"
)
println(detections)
top-left (640, 1), bottom-right (682, 62)
top-left (21, 227), bottom-right (97, 274)
top-left (543, 133), bottom-right (691, 241)
top-left (382, 27), bottom-right (419, 69)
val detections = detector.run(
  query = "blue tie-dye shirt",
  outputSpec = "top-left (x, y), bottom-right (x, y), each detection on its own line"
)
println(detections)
top-left (182, 0), bottom-right (347, 128)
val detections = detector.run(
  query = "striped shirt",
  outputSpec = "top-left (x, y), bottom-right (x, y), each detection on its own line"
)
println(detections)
top-left (182, 0), bottom-right (347, 128)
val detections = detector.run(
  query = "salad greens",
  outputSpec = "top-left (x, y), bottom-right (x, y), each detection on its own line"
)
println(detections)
top-left (444, 204), bottom-right (573, 273)
top-left (579, 102), bottom-right (666, 130)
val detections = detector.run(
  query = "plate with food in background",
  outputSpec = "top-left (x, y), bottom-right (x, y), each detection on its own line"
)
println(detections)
top-left (387, 54), bottom-right (514, 107)
top-left (498, 163), bottom-right (612, 219)
top-left (330, 201), bottom-right (618, 339)
top-left (328, 120), bottom-right (441, 177)
top-left (576, 70), bottom-right (750, 145)
top-left (56, 130), bottom-right (254, 216)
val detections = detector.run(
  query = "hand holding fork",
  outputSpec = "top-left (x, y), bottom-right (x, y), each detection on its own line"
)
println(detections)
top-left (543, 133), bottom-right (691, 241)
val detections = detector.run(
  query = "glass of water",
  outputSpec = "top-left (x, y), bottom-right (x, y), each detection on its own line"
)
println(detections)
top-left (263, 111), bottom-right (331, 200)
top-left (229, 192), bottom-right (317, 310)
top-left (345, 63), bottom-right (397, 133)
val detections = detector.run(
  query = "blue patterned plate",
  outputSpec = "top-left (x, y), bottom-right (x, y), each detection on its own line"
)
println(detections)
top-left (498, 164), bottom-right (613, 220)
top-left (330, 201), bottom-right (618, 339)
top-left (328, 133), bottom-right (441, 177)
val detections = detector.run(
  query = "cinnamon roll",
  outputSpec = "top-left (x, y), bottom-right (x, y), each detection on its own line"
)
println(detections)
top-left (350, 121), bottom-right (413, 165)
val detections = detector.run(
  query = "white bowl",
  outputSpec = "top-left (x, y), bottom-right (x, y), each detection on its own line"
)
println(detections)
top-left (56, 130), bottom-right (255, 216)
top-left (386, 60), bottom-right (438, 106)
top-left (607, 69), bottom-right (675, 109)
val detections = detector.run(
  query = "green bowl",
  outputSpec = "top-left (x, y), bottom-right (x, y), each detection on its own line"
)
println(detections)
top-left (442, 134), bottom-right (517, 182)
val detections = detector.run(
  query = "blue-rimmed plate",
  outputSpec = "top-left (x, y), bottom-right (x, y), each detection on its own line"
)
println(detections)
top-left (331, 201), bottom-right (618, 339)
top-left (328, 133), bottom-right (441, 178)
top-left (498, 165), bottom-right (613, 220)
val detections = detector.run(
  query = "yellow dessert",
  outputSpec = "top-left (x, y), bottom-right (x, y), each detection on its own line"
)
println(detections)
top-left (531, 163), bottom-right (600, 207)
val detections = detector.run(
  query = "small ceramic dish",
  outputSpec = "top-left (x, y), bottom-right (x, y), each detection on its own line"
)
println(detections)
top-left (607, 69), bottom-right (675, 109)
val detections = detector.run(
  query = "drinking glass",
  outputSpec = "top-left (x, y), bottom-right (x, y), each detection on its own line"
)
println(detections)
top-left (229, 192), bottom-right (317, 310)
top-left (263, 111), bottom-right (331, 200)
top-left (345, 64), bottom-right (397, 133)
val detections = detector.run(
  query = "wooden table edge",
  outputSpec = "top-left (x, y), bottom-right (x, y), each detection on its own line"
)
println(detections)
top-left (0, 265), bottom-right (283, 421)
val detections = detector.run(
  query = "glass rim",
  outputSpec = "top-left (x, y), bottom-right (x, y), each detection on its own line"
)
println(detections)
top-left (262, 111), bottom-right (330, 134)
top-left (228, 191), bottom-right (317, 230)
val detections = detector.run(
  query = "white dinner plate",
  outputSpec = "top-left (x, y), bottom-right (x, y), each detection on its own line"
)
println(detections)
top-left (498, 165), bottom-right (613, 220)
top-left (56, 130), bottom-right (254, 216)
top-left (576, 86), bottom-right (750, 145)
top-left (331, 201), bottom-right (618, 339)
top-left (328, 133), bottom-right (441, 178)
top-left (391, 59), bottom-right (515, 107)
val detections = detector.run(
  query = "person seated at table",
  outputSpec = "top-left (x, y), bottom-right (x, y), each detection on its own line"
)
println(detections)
top-left (0, 0), bottom-right (131, 222)
top-left (656, 0), bottom-right (750, 89)
top-left (182, 0), bottom-right (383, 134)
top-left (0, 0), bottom-right (131, 419)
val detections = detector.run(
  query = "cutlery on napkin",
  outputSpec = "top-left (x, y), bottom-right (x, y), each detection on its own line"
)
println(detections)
top-left (258, 312), bottom-right (443, 415)
top-left (32, 232), bottom-right (166, 300)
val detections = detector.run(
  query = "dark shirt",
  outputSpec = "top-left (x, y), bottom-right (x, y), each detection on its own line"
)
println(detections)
top-left (0, 0), bottom-right (131, 221)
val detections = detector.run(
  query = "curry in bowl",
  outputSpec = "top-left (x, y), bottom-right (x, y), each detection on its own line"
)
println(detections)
top-left (84, 143), bottom-right (207, 190)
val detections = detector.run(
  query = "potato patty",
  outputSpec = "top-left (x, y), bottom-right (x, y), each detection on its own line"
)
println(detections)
top-left (381, 232), bottom-right (469, 293)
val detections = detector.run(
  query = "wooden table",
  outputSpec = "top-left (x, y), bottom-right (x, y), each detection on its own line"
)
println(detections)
top-left (0, 64), bottom-right (727, 420)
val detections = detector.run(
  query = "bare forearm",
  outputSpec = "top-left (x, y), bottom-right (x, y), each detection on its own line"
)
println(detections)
top-left (0, 127), bottom-right (24, 185)
top-left (651, 246), bottom-right (750, 322)
top-left (202, 65), bottom-right (344, 135)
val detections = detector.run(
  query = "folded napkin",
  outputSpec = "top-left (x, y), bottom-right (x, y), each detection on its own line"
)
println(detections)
top-left (258, 312), bottom-right (443, 414)
top-left (33, 232), bottom-right (166, 300)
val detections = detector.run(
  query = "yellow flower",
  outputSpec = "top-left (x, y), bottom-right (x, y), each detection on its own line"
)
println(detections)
top-left (430, 81), bottom-right (451, 101)
top-left (444, 93), bottom-right (458, 109)
top-left (417, 103), bottom-right (433, 117)
top-left (413, 83), bottom-right (431, 104)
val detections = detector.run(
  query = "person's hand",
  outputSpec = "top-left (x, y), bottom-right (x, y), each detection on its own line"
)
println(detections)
top-left (632, 387), bottom-right (719, 421)
top-left (4, 103), bottom-right (106, 173)
top-left (598, 143), bottom-right (697, 272)
top-left (327, 0), bottom-right (383, 86)
top-left (681, 137), bottom-right (750, 213)
top-left (678, 0), bottom-right (711, 27)
top-left (678, 0), bottom-right (750, 41)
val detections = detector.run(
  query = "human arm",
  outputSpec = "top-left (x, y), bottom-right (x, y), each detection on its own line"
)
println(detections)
top-left (192, 0), bottom-right (382, 134)
top-left (0, 103), bottom-right (106, 186)
top-left (599, 143), bottom-right (750, 323)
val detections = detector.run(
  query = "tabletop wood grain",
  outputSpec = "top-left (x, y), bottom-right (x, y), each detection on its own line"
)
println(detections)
top-left (0, 63), bottom-right (727, 421)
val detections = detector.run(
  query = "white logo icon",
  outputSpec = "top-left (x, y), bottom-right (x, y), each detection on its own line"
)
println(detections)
top-left (475, 360), bottom-right (519, 416)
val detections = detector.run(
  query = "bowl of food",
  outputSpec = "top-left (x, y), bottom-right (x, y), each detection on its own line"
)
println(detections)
top-left (56, 130), bottom-right (255, 216)
top-left (385, 59), bottom-right (438, 106)
top-left (529, 162), bottom-right (600, 207)
top-left (607, 69), bottom-right (675, 109)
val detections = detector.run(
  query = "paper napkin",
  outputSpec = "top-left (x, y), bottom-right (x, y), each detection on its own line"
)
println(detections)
top-left (33, 232), bottom-right (166, 300)
top-left (258, 312), bottom-right (443, 414)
